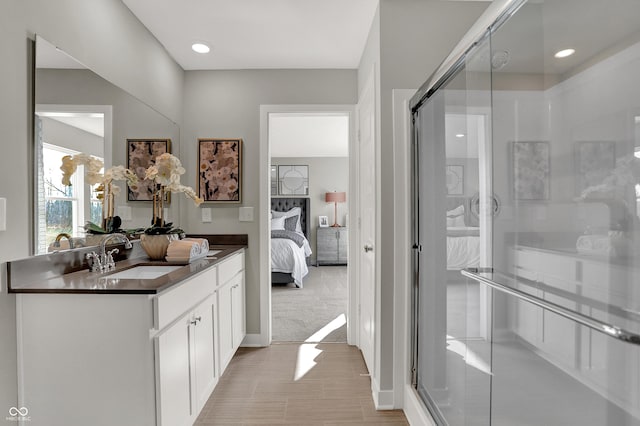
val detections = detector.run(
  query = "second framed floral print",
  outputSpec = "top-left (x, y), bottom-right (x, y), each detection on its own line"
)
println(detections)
top-left (198, 138), bottom-right (242, 203)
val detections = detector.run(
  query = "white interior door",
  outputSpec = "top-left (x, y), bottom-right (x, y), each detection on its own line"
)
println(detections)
top-left (357, 74), bottom-right (376, 374)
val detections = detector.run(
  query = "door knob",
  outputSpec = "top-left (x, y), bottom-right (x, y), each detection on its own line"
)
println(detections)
top-left (364, 244), bottom-right (373, 252)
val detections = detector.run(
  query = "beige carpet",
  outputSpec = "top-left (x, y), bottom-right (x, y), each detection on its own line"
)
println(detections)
top-left (271, 265), bottom-right (348, 342)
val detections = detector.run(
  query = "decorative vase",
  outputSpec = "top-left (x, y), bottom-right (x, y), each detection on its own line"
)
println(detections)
top-left (140, 234), bottom-right (179, 260)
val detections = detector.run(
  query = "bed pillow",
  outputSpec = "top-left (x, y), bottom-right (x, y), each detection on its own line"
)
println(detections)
top-left (270, 216), bottom-right (286, 230)
top-left (446, 205), bottom-right (466, 227)
top-left (272, 207), bottom-right (303, 234)
top-left (284, 215), bottom-right (300, 233)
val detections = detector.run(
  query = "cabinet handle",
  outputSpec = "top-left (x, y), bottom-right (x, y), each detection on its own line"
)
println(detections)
top-left (190, 319), bottom-right (198, 325)
top-left (364, 244), bottom-right (373, 252)
top-left (195, 316), bottom-right (202, 323)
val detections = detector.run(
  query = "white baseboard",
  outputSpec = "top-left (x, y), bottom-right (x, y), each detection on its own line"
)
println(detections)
top-left (371, 377), bottom-right (395, 409)
top-left (240, 333), bottom-right (265, 347)
top-left (403, 385), bottom-right (435, 426)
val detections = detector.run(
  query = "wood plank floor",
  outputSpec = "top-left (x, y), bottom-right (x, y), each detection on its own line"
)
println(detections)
top-left (195, 343), bottom-right (409, 425)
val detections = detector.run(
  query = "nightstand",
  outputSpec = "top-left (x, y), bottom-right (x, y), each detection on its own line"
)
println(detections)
top-left (316, 226), bottom-right (348, 265)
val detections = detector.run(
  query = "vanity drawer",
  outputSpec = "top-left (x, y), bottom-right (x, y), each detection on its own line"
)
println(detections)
top-left (218, 251), bottom-right (245, 285)
top-left (155, 267), bottom-right (217, 331)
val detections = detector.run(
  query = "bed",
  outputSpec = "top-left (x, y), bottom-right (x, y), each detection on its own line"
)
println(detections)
top-left (270, 197), bottom-right (312, 288)
top-left (446, 197), bottom-right (480, 270)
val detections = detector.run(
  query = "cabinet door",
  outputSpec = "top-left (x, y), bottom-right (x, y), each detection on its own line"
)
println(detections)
top-left (156, 315), bottom-right (192, 426)
top-left (218, 281), bottom-right (234, 373)
top-left (193, 294), bottom-right (217, 412)
top-left (337, 228), bottom-right (348, 263)
top-left (317, 228), bottom-right (338, 264)
top-left (231, 274), bottom-right (246, 350)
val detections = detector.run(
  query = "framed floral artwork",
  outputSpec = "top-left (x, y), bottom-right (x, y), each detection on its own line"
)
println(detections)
top-left (126, 139), bottom-right (171, 202)
top-left (513, 141), bottom-right (550, 200)
top-left (198, 138), bottom-right (242, 203)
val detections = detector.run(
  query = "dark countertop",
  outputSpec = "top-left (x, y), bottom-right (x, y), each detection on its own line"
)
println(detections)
top-left (8, 245), bottom-right (245, 295)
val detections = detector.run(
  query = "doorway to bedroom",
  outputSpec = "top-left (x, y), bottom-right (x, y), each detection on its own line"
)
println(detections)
top-left (268, 110), bottom-right (352, 343)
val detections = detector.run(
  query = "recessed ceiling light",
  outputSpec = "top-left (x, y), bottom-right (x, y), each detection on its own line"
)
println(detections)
top-left (191, 43), bottom-right (210, 54)
top-left (554, 48), bottom-right (575, 59)
top-left (455, 134), bottom-right (465, 138)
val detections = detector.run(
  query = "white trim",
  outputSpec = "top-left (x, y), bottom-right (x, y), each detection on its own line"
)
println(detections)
top-left (392, 89), bottom-right (417, 409)
top-left (403, 385), bottom-right (436, 426)
top-left (240, 333), bottom-right (263, 347)
top-left (259, 104), bottom-right (356, 347)
top-left (34, 104), bottom-right (112, 254)
top-left (371, 376), bottom-right (395, 410)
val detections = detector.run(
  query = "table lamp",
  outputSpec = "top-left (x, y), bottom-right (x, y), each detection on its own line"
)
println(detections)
top-left (325, 191), bottom-right (346, 227)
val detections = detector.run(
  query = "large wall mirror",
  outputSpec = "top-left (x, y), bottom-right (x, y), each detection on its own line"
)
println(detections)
top-left (34, 36), bottom-right (180, 254)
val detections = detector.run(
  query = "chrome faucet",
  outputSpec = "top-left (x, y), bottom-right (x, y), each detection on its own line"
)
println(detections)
top-left (86, 234), bottom-right (132, 272)
top-left (53, 232), bottom-right (74, 249)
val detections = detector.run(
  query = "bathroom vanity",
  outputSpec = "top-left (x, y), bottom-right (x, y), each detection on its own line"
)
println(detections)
top-left (508, 245), bottom-right (640, 417)
top-left (8, 240), bottom-right (246, 426)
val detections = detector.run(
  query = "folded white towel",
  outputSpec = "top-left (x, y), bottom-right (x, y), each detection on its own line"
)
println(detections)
top-left (182, 237), bottom-right (209, 253)
top-left (576, 234), bottom-right (612, 255)
top-left (167, 240), bottom-right (201, 259)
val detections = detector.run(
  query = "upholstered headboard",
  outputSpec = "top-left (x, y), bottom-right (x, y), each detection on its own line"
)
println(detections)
top-left (271, 197), bottom-right (311, 238)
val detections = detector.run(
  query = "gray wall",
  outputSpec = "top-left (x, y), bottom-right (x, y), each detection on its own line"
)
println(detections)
top-left (181, 69), bottom-right (357, 335)
top-left (272, 157), bottom-right (349, 263)
top-left (0, 0), bottom-right (183, 411)
top-left (361, 0), bottom-right (489, 393)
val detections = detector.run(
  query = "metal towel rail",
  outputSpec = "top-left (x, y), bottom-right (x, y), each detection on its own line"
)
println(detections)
top-left (462, 268), bottom-right (640, 346)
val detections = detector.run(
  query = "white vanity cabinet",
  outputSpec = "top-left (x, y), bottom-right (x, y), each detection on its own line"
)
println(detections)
top-left (509, 247), bottom-right (580, 370)
top-left (216, 251), bottom-right (246, 373)
top-left (509, 246), bottom-right (640, 416)
top-left (16, 248), bottom-right (246, 426)
top-left (156, 293), bottom-right (217, 426)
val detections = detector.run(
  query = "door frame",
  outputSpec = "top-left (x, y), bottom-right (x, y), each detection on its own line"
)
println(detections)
top-left (258, 104), bottom-right (357, 346)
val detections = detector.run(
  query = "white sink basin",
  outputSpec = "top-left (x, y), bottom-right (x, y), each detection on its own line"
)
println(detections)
top-left (101, 265), bottom-right (183, 280)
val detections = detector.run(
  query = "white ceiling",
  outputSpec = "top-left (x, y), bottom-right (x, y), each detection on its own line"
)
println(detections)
top-left (269, 114), bottom-right (349, 157)
top-left (122, 0), bottom-right (379, 70)
top-left (38, 113), bottom-right (105, 138)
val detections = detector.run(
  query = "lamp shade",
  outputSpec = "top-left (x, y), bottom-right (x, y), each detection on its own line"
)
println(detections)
top-left (325, 192), bottom-right (346, 203)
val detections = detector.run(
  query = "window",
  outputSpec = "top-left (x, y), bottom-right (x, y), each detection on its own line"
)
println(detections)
top-left (42, 144), bottom-right (103, 247)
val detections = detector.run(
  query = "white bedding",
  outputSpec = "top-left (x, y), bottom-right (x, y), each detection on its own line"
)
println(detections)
top-left (271, 236), bottom-right (312, 288)
top-left (447, 227), bottom-right (480, 269)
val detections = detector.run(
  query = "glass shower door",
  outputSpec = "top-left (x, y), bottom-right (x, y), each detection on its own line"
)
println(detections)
top-left (484, 1), bottom-right (640, 424)
top-left (412, 1), bottom-right (640, 425)
top-left (413, 38), bottom-right (493, 425)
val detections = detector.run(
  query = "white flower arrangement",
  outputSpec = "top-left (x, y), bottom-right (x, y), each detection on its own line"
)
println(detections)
top-left (61, 154), bottom-right (138, 233)
top-left (144, 153), bottom-right (203, 233)
top-left (61, 152), bottom-right (202, 235)
top-left (579, 156), bottom-right (640, 200)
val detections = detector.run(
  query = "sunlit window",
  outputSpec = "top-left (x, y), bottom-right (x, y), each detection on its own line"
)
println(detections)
top-left (42, 144), bottom-right (103, 246)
